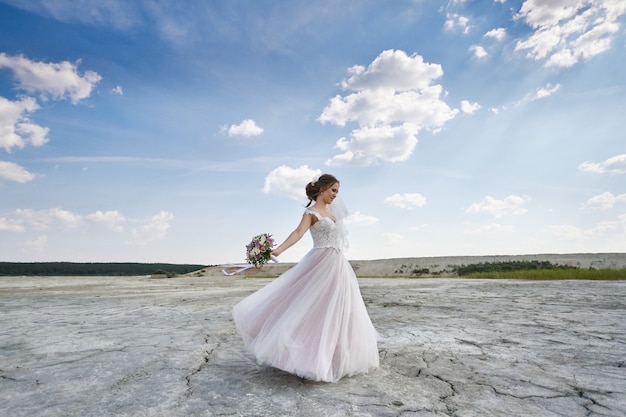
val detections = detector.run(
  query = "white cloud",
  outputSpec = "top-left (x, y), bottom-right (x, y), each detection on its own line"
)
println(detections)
top-left (16, 207), bottom-right (83, 230)
top-left (583, 192), bottom-right (626, 210)
top-left (13, 209), bottom-right (49, 231)
top-left (545, 224), bottom-right (585, 240)
top-left (222, 119), bottom-right (264, 137)
top-left (326, 124), bottom-right (419, 166)
top-left (0, 161), bottom-right (36, 183)
top-left (484, 27), bottom-right (506, 41)
top-left (384, 193), bottom-right (426, 209)
top-left (21, 234), bottom-right (48, 251)
top-left (514, 83), bottom-right (561, 107)
top-left (319, 49), bottom-right (458, 166)
top-left (0, 217), bottom-right (24, 232)
top-left (445, 13), bottom-right (471, 34)
top-left (52, 208), bottom-right (84, 227)
top-left (579, 154), bottom-right (626, 174)
top-left (15, 122), bottom-right (49, 147)
top-left (534, 83), bottom-right (561, 100)
top-left (3, 0), bottom-right (141, 30)
top-left (0, 53), bottom-right (102, 104)
top-left (469, 45), bottom-right (488, 59)
top-left (0, 96), bottom-right (49, 152)
top-left (322, 52), bottom-right (446, 123)
top-left (111, 85), bottom-right (124, 95)
top-left (466, 195), bottom-right (529, 217)
top-left (346, 212), bottom-right (379, 225)
top-left (9, 207), bottom-right (167, 244)
top-left (0, 53), bottom-right (99, 153)
top-left (461, 100), bottom-right (481, 114)
top-left (263, 165), bottom-right (320, 200)
top-left (587, 221), bottom-right (621, 237)
top-left (129, 210), bottom-right (173, 245)
top-left (85, 210), bottom-right (127, 232)
top-left (3, 1), bottom-right (206, 48)
top-left (514, 0), bottom-right (626, 68)
top-left (546, 220), bottom-right (624, 240)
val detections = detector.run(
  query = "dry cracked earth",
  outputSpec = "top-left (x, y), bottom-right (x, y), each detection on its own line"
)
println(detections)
top-left (1, 274), bottom-right (625, 416)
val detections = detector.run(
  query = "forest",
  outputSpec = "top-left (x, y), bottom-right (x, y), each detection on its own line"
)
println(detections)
top-left (0, 262), bottom-right (206, 276)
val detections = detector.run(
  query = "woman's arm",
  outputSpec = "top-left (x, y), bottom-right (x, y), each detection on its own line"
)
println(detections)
top-left (272, 213), bottom-right (314, 257)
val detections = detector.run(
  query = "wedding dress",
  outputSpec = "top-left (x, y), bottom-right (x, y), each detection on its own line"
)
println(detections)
top-left (232, 203), bottom-right (379, 383)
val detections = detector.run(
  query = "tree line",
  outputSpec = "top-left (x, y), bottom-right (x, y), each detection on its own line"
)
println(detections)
top-left (454, 260), bottom-right (577, 276)
top-left (0, 262), bottom-right (206, 276)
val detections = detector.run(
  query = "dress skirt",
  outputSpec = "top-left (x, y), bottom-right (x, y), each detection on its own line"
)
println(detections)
top-left (232, 247), bottom-right (379, 383)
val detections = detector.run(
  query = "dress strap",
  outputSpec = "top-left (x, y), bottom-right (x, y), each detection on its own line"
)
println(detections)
top-left (304, 208), bottom-right (321, 220)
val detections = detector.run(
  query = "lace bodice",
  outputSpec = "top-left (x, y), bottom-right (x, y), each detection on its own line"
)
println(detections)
top-left (305, 209), bottom-right (343, 251)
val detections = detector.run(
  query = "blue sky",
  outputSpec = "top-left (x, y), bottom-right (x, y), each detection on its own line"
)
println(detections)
top-left (1, 0), bottom-right (625, 264)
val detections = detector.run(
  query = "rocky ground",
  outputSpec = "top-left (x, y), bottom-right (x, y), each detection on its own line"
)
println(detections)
top-left (1, 254), bottom-right (625, 416)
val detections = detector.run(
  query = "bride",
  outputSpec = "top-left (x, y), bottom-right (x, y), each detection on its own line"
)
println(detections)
top-left (232, 174), bottom-right (379, 383)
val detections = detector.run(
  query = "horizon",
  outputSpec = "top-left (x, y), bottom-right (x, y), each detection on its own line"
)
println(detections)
top-left (2, 251), bottom-right (625, 266)
top-left (1, 1), bottom-right (625, 264)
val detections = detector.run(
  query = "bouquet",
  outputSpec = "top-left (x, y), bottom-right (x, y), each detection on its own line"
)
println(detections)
top-left (245, 233), bottom-right (275, 267)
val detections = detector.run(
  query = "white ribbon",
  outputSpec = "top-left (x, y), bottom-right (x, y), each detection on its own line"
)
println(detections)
top-left (222, 255), bottom-right (279, 276)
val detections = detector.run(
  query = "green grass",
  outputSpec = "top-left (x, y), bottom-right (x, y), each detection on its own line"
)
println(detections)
top-left (452, 260), bottom-right (626, 280)
top-left (462, 268), bottom-right (626, 280)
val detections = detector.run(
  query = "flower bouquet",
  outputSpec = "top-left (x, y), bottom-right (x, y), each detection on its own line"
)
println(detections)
top-left (221, 233), bottom-right (278, 276)
top-left (245, 233), bottom-right (276, 267)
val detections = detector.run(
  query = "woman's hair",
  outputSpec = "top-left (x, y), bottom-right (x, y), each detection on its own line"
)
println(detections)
top-left (305, 174), bottom-right (339, 207)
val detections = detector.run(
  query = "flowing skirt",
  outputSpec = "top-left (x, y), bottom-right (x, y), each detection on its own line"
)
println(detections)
top-left (232, 247), bottom-right (379, 383)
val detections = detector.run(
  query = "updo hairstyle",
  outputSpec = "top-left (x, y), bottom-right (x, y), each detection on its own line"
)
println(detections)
top-left (305, 174), bottom-right (339, 207)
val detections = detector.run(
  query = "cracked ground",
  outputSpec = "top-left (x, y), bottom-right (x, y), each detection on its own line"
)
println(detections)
top-left (1, 275), bottom-right (625, 416)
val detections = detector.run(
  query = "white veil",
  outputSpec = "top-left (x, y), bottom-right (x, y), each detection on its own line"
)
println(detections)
top-left (328, 196), bottom-right (350, 252)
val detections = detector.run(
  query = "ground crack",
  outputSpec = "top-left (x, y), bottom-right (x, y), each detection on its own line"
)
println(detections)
top-left (455, 337), bottom-right (487, 354)
top-left (479, 382), bottom-right (569, 401)
top-left (424, 373), bottom-right (458, 416)
top-left (0, 373), bottom-right (18, 382)
top-left (184, 334), bottom-right (220, 396)
top-left (573, 385), bottom-right (614, 415)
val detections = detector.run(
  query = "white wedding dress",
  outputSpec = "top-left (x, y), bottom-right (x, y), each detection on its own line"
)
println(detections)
top-left (232, 205), bottom-right (379, 383)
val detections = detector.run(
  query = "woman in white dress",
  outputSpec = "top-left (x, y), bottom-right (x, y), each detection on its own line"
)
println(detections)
top-left (232, 174), bottom-right (379, 383)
